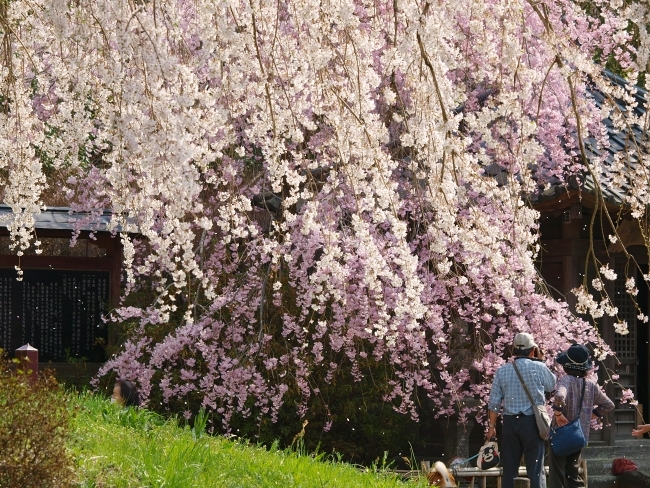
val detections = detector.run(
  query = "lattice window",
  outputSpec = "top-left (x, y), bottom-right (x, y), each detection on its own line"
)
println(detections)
top-left (614, 268), bottom-right (636, 359)
top-left (612, 267), bottom-right (639, 438)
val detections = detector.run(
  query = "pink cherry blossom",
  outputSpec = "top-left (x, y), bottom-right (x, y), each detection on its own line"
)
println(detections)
top-left (1, 0), bottom-right (648, 431)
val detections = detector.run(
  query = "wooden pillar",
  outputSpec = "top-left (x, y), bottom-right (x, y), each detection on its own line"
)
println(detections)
top-left (561, 206), bottom-right (582, 239)
top-left (562, 255), bottom-right (578, 310)
top-left (107, 234), bottom-right (123, 349)
top-left (513, 478), bottom-right (530, 488)
top-left (601, 255), bottom-right (617, 445)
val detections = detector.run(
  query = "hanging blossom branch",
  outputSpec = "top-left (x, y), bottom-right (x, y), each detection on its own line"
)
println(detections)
top-left (0, 0), bottom-right (648, 430)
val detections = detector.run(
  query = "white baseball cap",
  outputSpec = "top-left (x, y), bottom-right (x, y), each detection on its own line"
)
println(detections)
top-left (513, 332), bottom-right (537, 350)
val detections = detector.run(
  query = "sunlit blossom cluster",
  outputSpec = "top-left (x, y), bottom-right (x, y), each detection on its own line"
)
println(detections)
top-left (1, 0), bottom-right (648, 429)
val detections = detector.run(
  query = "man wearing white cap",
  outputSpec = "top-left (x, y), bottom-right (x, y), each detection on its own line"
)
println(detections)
top-left (486, 333), bottom-right (556, 488)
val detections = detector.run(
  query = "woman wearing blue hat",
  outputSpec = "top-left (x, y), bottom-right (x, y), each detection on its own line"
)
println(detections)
top-left (548, 344), bottom-right (614, 488)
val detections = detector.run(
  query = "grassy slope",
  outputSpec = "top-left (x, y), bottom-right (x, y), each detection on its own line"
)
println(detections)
top-left (69, 393), bottom-right (430, 488)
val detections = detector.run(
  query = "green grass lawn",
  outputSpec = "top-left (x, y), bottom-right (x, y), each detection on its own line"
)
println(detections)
top-left (69, 393), bottom-right (430, 488)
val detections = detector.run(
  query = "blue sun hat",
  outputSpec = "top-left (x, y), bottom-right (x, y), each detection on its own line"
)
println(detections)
top-left (556, 344), bottom-right (593, 371)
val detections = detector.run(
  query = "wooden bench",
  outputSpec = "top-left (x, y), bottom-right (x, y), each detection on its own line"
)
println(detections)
top-left (401, 459), bottom-right (587, 487)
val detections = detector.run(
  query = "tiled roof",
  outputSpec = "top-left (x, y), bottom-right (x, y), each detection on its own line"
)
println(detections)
top-left (0, 205), bottom-right (132, 232)
top-left (532, 71), bottom-right (648, 209)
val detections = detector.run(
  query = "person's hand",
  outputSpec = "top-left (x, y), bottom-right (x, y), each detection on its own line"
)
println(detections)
top-left (554, 413), bottom-right (569, 427)
top-left (486, 425), bottom-right (496, 441)
top-left (632, 424), bottom-right (650, 438)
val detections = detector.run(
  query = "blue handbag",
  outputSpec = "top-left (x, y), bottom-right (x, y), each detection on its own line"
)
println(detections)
top-left (549, 379), bottom-right (587, 457)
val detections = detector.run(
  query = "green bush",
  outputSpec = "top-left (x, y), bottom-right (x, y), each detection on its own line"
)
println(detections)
top-left (0, 351), bottom-right (75, 488)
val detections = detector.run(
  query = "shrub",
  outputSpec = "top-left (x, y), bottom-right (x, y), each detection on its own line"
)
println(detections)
top-left (0, 351), bottom-right (75, 488)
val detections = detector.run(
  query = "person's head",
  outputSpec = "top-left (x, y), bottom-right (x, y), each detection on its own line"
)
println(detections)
top-left (556, 344), bottom-right (593, 376)
top-left (112, 379), bottom-right (141, 407)
top-left (513, 332), bottom-right (537, 357)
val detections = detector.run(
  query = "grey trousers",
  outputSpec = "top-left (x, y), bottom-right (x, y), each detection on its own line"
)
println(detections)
top-left (502, 414), bottom-right (547, 488)
top-left (547, 447), bottom-right (584, 488)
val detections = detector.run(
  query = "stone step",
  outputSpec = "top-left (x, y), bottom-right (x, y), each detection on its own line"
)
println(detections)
top-left (588, 470), bottom-right (650, 488)
top-left (588, 475), bottom-right (619, 488)
top-left (581, 439), bottom-right (650, 479)
top-left (584, 459), bottom-right (620, 477)
top-left (584, 458), bottom-right (650, 476)
top-left (582, 439), bottom-right (650, 460)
